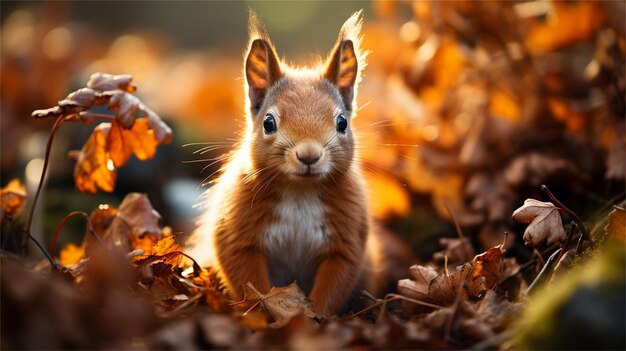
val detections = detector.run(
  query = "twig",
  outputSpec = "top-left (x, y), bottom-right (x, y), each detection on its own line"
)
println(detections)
top-left (445, 204), bottom-right (465, 239)
top-left (541, 184), bottom-right (592, 244)
top-left (348, 293), bottom-right (443, 321)
top-left (22, 115), bottom-right (71, 253)
top-left (50, 211), bottom-right (103, 261)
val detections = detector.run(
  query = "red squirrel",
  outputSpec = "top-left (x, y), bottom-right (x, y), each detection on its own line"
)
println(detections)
top-left (187, 10), bottom-right (410, 317)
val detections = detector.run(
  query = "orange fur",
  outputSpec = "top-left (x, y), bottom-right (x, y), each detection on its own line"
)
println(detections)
top-left (187, 10), bottom-right (408, 317)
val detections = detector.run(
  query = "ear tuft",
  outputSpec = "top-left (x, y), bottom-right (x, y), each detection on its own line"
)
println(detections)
top-left (245, 10), bottom-right (282, 115)
top-left (323, 10), bottom-right (368, 111)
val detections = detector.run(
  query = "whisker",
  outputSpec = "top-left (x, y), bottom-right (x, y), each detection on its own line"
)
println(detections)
top-left (356, 100), bottom-right (372, 112)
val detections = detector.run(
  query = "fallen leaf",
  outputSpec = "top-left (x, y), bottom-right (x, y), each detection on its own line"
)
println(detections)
top-left (242, 282), bottom-right (315, 328)
top-left (605, 206), bottom-right (625, 242)
top-left (433, 237), bottom-right (475, 267)
top-left (116, 193), bottom-right (162, 238)
top-left (0, 179), bottom-right (27, 220)
top-left (409, 265), bottom-right (439, 294)
top-left (59, 242), bottom-right (86, 266)
top-left (471, 244), bottom-right (504, 289)
top-left (397, 265), bottom-right (438, 301)
top-left (429, 263), bottom-right (487, 305)
top-left (143, 234), bottom-right (182, 266)
top-left (512, 199), bottom-right (567, 246)
top-left (72, 123), bottom-right (116, 195)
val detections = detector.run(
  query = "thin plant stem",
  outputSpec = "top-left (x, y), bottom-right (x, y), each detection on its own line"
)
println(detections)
top-left (22, 115), bottom-right (70, 254)
top-left (50, 210), bottom-right (103, 262)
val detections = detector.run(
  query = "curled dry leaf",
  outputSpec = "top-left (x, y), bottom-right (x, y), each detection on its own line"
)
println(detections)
top-left (87, 73), bottom-right (136, 93)
top-left (73, 123), bottom-right (116, 195)
top-left (116, 193), bottom-right (162, 238)
top-left (397, 265), bottom-right (438, 299)
top-left (242, 282), bottom-right (315, 328)
top-left (108, 91), bottom-right (141, 128)
top-left (0, 179), bottom-right (27, 220)
top-left (512, 199), bottom-right (567, 246)
top-left (471, 244), bottom-right (504, 289)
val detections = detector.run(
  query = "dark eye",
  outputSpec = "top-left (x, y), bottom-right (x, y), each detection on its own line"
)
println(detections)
top-left (336, 114), bottom-right (348, 134)
top-left (263, 114), bottom-right (277, 134)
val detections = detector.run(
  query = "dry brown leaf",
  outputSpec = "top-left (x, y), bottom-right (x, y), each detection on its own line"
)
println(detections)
top-left (92, 193), bottom-right (162, 253)
top-left (429, 263), bottom-right (487, 305)
top-left (0, 178), bottom-right (27, 220)
top-left (397, 265), bottom-right (438, 300)
top-left (471, 244), bottom-right (504, 289)
top-left (242, 282), bottom-right (315, 328)
top-left (433, 237), bottom-right (475, 267)
top-left (605, 206), bottom-right (625, 242)
top-left (116, 193), bottom-right (162, 238)
top-left (87, 73), bottom-right (136, 93)
top-left (73, 123), bottom-right (116, 195)
top-left (108, 91), bottom-right (142, 128)
top-left (512, 199), bottom-right (567, 246)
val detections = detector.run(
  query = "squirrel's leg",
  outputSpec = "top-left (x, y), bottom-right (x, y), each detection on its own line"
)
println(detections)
top-left (219, 247), bottom-right (271, 299)
top-left (310, 253), bottom-right (361, 317)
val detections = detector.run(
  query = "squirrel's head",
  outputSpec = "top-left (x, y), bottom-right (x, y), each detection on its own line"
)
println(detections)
top-left (244, 10), bottom-right (366, 182)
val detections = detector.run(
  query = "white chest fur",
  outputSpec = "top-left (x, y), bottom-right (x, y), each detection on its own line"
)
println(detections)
top-left (263, 190), bottom-right (328, 292)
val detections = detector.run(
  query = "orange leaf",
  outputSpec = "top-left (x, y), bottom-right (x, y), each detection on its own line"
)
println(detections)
top-left (472, 245), bottom-right (504, 289)
top-left (108, 119), bottom-right (159, 168)
top-left (525, 2), bottom-right (604, 54)
top-left (59, 242), bottom-right (86, 266)
top-left (1, 179), bottom-right (27, 219)
top-left (73, 123), bottom-right (116, 195)
top-left (366, 173), bottom-right (410, 219)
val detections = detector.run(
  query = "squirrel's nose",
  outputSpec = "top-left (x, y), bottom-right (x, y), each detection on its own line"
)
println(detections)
top-left (297, 153), bottom-right (320, 165)
top-left (295, 143), bottom-right (322, 165)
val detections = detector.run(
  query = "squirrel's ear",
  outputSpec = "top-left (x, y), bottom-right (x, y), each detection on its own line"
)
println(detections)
top-left (323, 10), bottom-right (366, 111)
top-left (245, 11), bottom-right (282, 115)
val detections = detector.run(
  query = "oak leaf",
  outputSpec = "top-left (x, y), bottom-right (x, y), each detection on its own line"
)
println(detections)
top-left (72, 123), bottom-right (116, 195)
top-left (242, 282), bottom-right (315, 328)
top-left (512, 199), bottom-right (567, 246)
top-left (1, 179), bottom-right (27, 220)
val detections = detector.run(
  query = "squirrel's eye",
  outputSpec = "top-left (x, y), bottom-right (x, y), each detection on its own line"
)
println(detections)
top-left (263, 114), bottom-right (277, 134)
top-left (336, 114), bottom-right (348, 134)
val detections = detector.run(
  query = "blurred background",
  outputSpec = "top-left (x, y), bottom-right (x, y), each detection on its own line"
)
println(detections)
top-left (1, 1), bottom-right (624, 262)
